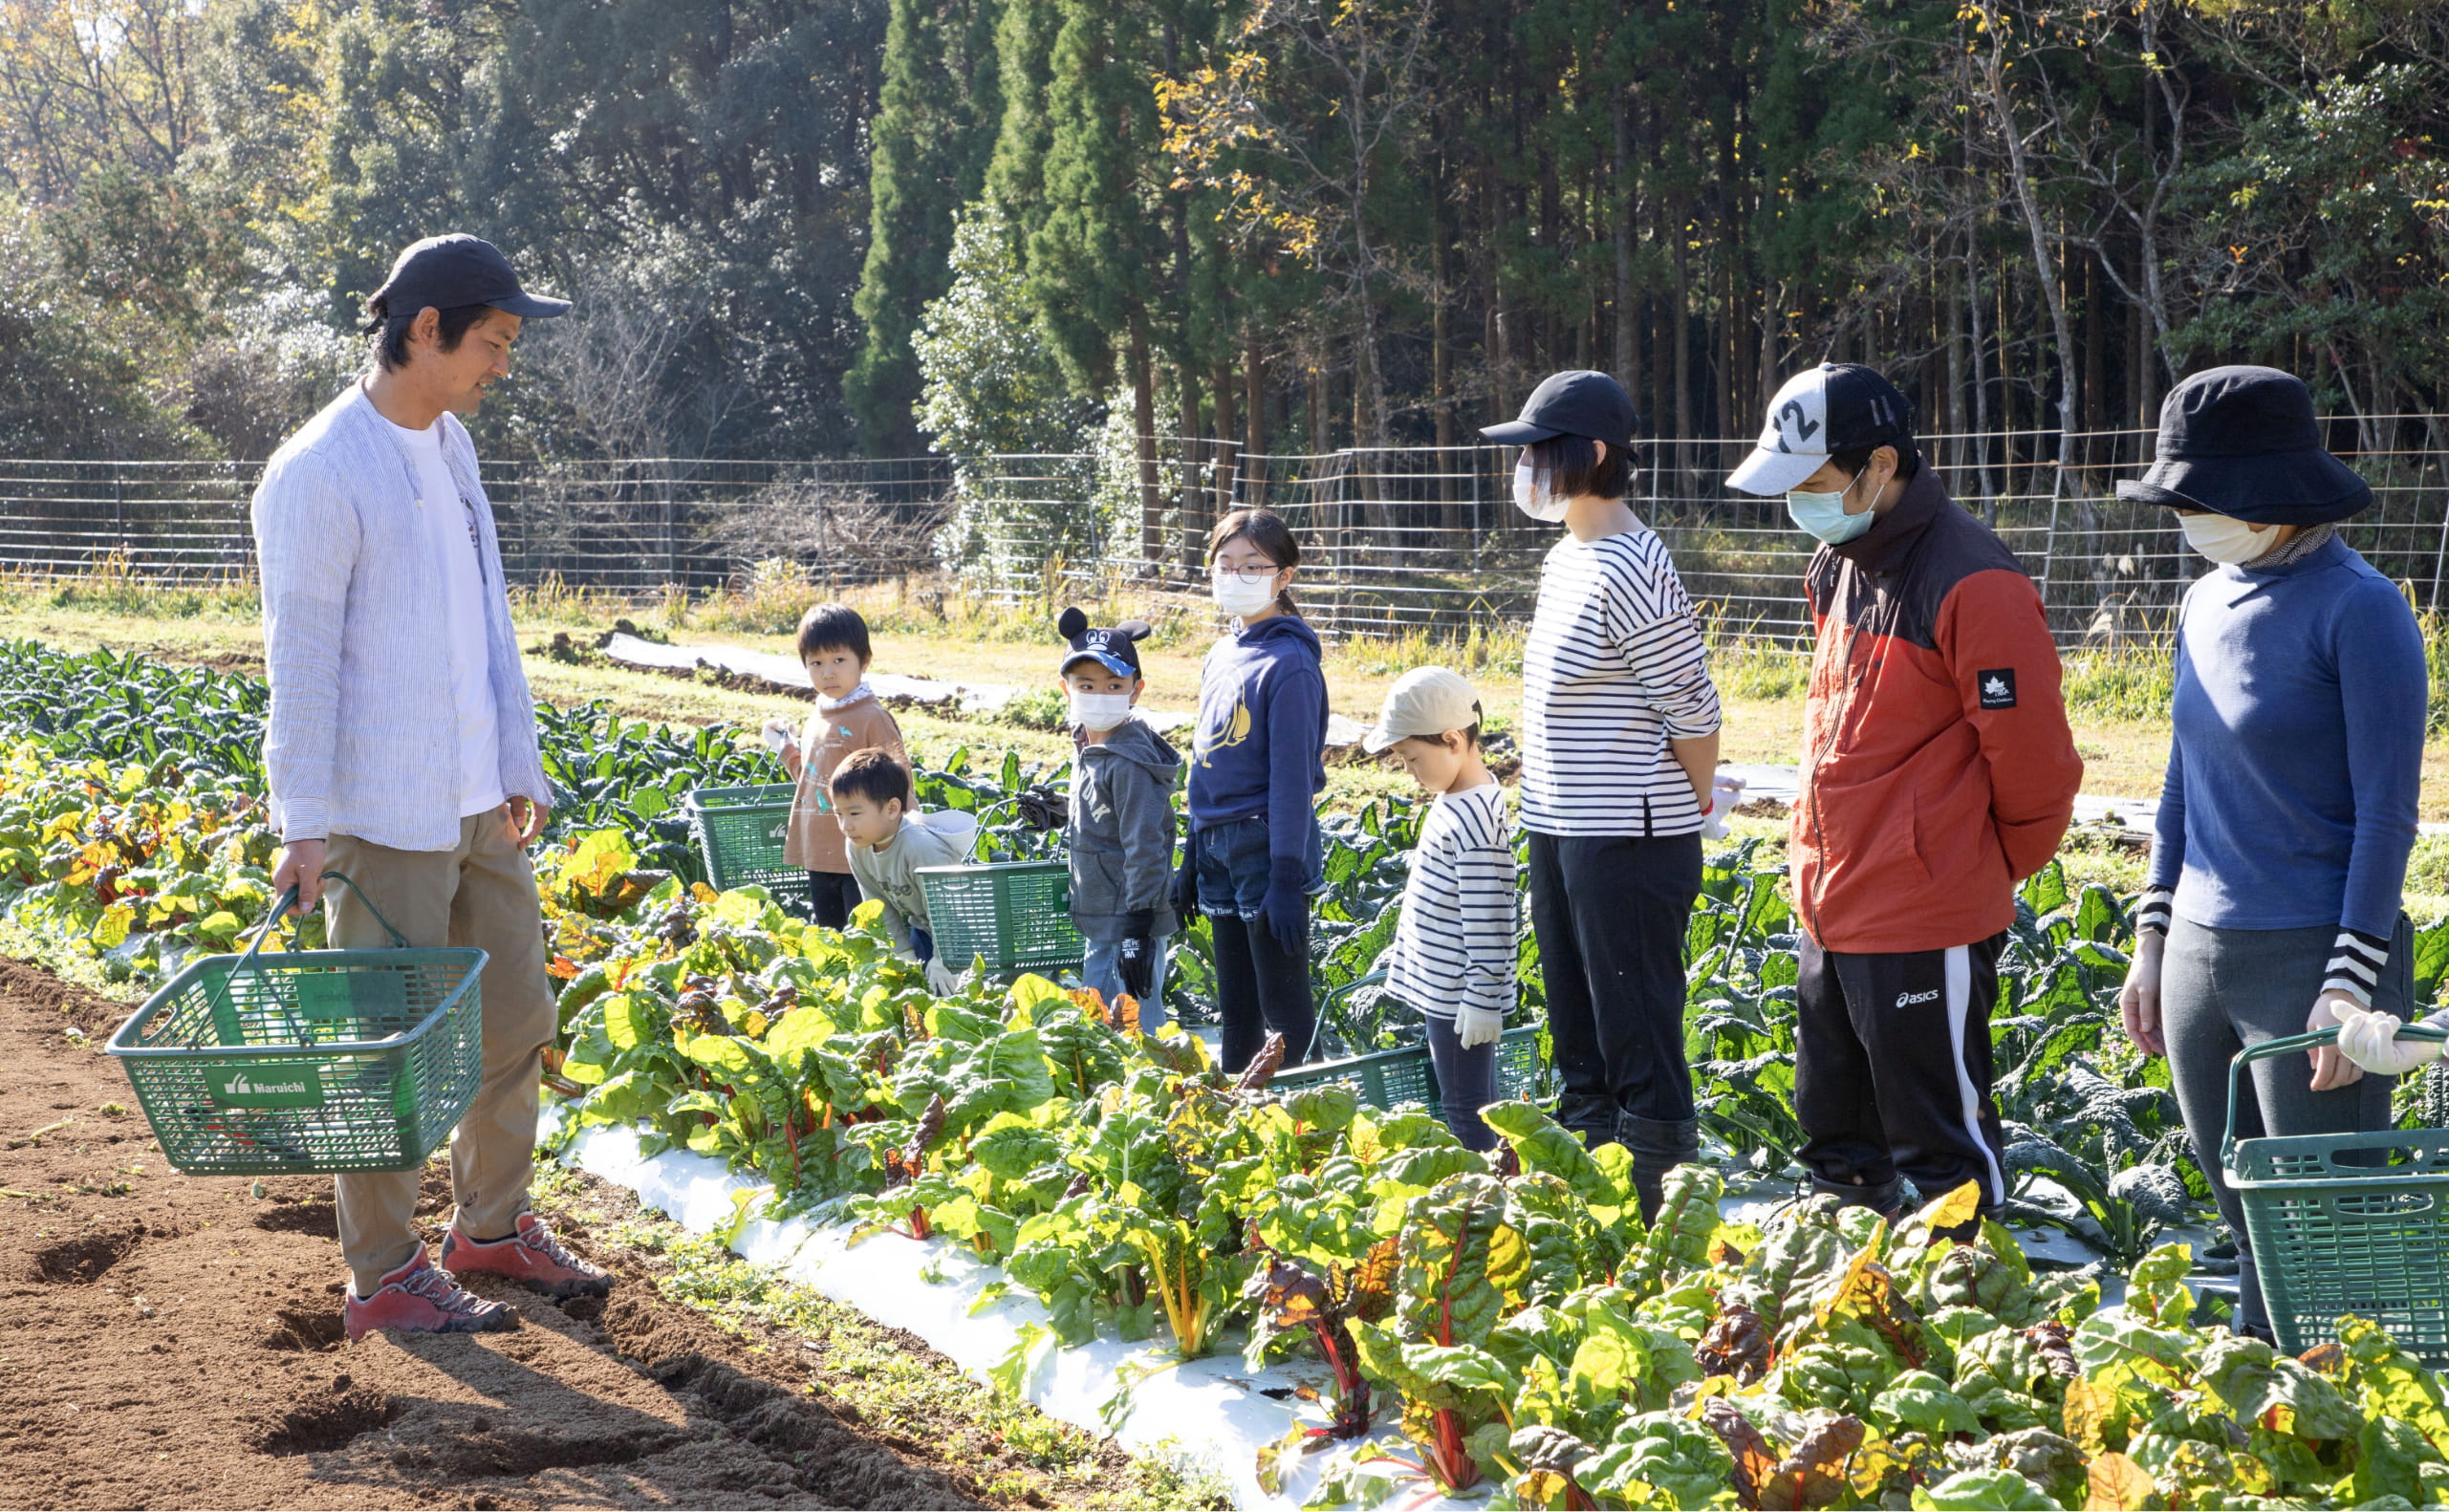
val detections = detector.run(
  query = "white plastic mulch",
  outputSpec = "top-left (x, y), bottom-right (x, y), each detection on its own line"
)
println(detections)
top-left (553, 1114), bottom-right (1458, 1511)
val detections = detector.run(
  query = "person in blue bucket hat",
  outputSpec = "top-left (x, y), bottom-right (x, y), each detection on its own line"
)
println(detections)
top-left (2113, 365), bottom-right (2426, 1341)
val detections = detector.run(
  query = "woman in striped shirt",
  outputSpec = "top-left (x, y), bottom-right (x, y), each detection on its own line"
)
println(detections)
top-left (1481, 371), bottom-right (1727, 1221)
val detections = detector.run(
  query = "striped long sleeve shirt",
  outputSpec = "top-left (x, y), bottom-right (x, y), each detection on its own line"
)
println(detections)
top-left (1518, 526), bottom-right (1723, 837)
top-left (1383, 781), bottom-right (1517, 1021)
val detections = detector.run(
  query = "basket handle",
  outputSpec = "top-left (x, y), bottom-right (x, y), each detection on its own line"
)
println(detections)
top-left (235, 869), bottom-right (411, 965)
top-left (207, 871), bottom-right (412, 1047)
top-left (1307, 970), bottom-right (1389, 1063)
top-left (2220, 1020), bottom-right (2449, 1167)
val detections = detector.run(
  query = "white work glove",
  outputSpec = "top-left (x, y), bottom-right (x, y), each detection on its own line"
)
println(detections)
top-left (2338, 1008), bottom-right (2449, 1077)
top-left (1455, 1004), bottom-right (1505, 1049)
top-left (761, 720), bottom-right (796, 753)
top-left (1699, 775), bottom-right (1746, 841)
top-left (925, 958), bottom-right (963, 997)
top-left (2306, 991), bottom-right (2368, 1091)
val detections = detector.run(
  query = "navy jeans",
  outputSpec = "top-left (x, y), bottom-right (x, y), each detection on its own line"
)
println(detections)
top-left (1424, 1009), bottom-right (1500, 1152)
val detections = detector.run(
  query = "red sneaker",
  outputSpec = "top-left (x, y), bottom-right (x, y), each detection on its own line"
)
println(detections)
top-left (342, 1250), bottom-right (519, 1342)
top-left (440, 1213), bottom-right (614, 1300)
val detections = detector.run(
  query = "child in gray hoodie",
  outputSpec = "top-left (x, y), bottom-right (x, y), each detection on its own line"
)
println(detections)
top-left (1056, 607), bottom-right (1181, 1028)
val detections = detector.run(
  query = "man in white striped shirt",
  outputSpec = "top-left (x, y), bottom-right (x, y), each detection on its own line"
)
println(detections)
top-left (1366, 668), bottom-right (1517, 1152)
top-left (1484, 371), bottom-right (1730, 1222)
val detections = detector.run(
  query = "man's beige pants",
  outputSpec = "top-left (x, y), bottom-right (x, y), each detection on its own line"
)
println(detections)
top-left (327, 811), bottom-right (556, 1294)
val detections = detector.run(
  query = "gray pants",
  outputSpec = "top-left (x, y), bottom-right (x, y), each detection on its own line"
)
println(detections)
top-left (2163, 914), bottom-right (2408, 1335)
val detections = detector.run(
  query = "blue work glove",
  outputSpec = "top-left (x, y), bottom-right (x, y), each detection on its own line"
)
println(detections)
top-left (1263, 854), bottom-right (1309, 956)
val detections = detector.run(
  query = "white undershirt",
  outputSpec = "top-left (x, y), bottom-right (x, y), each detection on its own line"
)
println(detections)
top-left (384, 414), bottom-right (503, 817)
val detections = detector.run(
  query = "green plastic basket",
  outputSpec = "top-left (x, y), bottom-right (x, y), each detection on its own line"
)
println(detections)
top-left (105, 873), bottom-right (486, 1177)
top-left (685, 782), bottom-right (812, 910)
top-left (1271, 1024), bottom-right (1548, 1112)
top-left (2223, 1024), bottom-right (2449, 1364)
top-left (917, 859), bottom-right (1084, 972)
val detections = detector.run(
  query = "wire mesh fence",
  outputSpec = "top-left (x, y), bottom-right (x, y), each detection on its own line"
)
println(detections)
top-left (0, 457), bottom-right (956, 594)
top-left (956, 414), bottom-right (2449, 646)
top-left (4, 415), bottom-right (2443, 648)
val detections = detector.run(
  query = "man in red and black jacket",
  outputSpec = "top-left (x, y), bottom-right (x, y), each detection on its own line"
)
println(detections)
top-left (1729, 363), bottom-right (2082, 1226)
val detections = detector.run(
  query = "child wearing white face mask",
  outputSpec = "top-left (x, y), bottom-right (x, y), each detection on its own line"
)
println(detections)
top-left (1055, 607), bottom-right (1182, 1028)
top-left (1179, 508), bottom-right (1330, 1071)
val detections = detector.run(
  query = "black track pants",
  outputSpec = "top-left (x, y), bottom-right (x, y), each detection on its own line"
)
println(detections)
top-left (1212, 913), bottom-right (1314, 1073)
top-left (1527, 831), bottom-right (1701, 1134)
top-left (807, 871), bottom-right (864, 931)
top-left (1795, 929), bottom-right (2010, 1210)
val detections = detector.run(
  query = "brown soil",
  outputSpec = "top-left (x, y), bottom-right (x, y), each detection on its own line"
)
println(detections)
top-left (0, 958), bottom-right (979, 1510)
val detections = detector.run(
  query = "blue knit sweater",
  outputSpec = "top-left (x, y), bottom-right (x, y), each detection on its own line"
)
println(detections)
top-left (2143, 533), bottom-right (2426, 1002)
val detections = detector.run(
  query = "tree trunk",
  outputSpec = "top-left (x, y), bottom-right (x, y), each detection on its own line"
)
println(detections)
top-left (1308, 355), bottom-right (1329, 454)
top-left (1613, 88), bottom-right (1637, 392)
top-left (1672, 214), bottom-right (1692, 450)
top-left (1243, 335), bottom-right (1268, 508)
top-left (1969, 240), bottom-right (1997, 511)
top-left (1128, 309), bottom-right (1160, 565)
top-left (1245, 337), bottom-right (1267, 454)
top-left (1981, 30), bottom-right (2078, 475)
top-left (1208, 358), bottom-right (1238, 561)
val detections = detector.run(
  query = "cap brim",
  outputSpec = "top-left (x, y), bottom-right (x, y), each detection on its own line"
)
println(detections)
top-left (1360, 724), bottom-right (1403, 754)
top-left (1478, 420), bottom-right (1560, 445)
top-left (2116, 449), bottom-right (2371, 524)
top-left (494, 292), bottom-right (572, 319)
top-left (1060, 649), bottom-right (1138, 678)
top-left (1725, 445), bottom-right (1825, 496)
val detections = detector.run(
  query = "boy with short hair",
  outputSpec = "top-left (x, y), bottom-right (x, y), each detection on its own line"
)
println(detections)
top-left (832, 747), bottom-right (978, 994)
top-left (1363, 666), bottom-right (1518, 1152)
top-left (1055, 607), bottom-right (1181, 1027)
top-left (769, 603), bottom-right (905, 930)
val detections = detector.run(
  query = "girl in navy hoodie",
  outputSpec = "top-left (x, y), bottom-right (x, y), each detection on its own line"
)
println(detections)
top-left (1175, 508), bottom-right (1328, 1070)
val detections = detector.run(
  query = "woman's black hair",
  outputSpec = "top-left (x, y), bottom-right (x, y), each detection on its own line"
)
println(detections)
top-left (1525, 433), bottom-right (1635, 501)
top-left (1207, 508), bottom-right (1304, 616)
top-left (796, 601), bottom-right (873, 663)
top-left (361, 299), bottom-right (496, 373)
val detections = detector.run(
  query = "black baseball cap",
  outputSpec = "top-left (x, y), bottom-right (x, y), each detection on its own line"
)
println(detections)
top-left (369, 234), bottom-right (571, 321)
top-left (1480, 370), bottom-right (1638, 448)
top-left (1055, 606), bottom-right (1150, 677)
top-left (2114, 366), bottom-right (2371, 525)
top-left (1727, 362), bottom-right (1914, 495)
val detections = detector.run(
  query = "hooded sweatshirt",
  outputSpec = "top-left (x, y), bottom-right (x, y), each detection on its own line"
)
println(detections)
top-left (1067, 714), bottom-right (1183, 940)
top-left (1188, 614), bottom-right (1328, 864)
top-left (846, 807), bottom-right (981, 953)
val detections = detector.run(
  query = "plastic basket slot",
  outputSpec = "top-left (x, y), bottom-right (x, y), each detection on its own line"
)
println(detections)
top-left (2330, 1190), bottom-right (2440, 1220)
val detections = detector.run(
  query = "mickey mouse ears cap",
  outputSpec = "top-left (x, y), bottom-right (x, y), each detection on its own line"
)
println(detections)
top-left (1055, 606), bottom-right (1150, 677)
top-left (1726, 363), bottom-right (1914, 495)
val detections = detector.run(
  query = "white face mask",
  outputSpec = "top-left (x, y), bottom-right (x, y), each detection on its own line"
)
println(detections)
top-left (1211, 570), bottom-right (1279, 619)
top-left (2180, 512), bottom-right (2274, 566)
top-left (1071, 692), bottom-right (1134, 732)
top-left (1511, 459), bottom-right (1571, 523)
